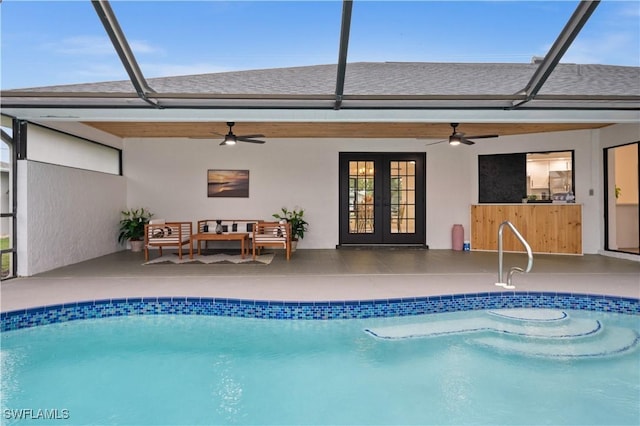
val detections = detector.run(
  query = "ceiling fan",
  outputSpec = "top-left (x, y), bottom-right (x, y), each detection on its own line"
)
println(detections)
top-left (214, 122), bottom-right (265, 145)
top-left (426, 123), bottom-right (499, 146)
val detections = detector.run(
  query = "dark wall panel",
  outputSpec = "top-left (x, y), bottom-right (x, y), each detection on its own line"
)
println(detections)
top-left (479, 153), bottom-right (527, 203)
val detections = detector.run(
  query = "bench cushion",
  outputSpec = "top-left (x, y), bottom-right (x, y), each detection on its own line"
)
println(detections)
top-left (198, 220), bottom-right (261, 236)
top-left (146, 222), bottom-right (191, 245)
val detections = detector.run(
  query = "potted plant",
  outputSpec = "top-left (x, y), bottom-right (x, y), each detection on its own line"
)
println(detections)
top-left (272, 207), bottom-right (308, 251)
top-left (118, 208), bottom-right (154, 252)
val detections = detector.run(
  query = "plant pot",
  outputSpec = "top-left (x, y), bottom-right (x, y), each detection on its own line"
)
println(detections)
top-left (291, 240), bottom-right (298, 252)
top-left (130, 240), bottom-right (144, 252)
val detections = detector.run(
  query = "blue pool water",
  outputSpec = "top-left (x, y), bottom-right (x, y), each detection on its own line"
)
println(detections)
top-left (1, 309), bottom-right (639, 425)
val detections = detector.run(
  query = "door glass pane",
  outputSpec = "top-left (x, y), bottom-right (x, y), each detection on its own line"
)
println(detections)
top-left (526, 151), bottom-right (573, 201)
top-left (349, 161), bottom-right (375, 234)
top-left (390, 161), bottom-right (416, 234)
top-left (606, 143), bottom-right (639, 254)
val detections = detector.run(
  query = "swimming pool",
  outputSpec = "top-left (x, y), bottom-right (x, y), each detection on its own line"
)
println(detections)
top-left (1, 294), bottom-right (639, 425)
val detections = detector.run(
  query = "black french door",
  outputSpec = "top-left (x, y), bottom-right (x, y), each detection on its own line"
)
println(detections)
top-left (339, 152), bottom-right (425, 246)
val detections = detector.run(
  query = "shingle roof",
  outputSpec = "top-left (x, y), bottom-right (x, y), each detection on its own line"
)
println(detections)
top-left (11, 62), bottom-right (640, 97)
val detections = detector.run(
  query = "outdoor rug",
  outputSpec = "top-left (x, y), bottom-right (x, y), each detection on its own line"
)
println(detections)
top-left (143, 250), bottom-right (275, 265)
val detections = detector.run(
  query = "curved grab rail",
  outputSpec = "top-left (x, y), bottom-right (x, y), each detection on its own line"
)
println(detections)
top-left (496, 220), bottom-right (533, 289)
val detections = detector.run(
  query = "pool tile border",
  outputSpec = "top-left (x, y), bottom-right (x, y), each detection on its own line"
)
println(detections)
top-left (1, 291), bottom-right (638, 332)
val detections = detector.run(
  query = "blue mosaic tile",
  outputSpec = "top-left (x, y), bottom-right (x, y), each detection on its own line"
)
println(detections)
top-left (1, 292), bottom-right (638, 332)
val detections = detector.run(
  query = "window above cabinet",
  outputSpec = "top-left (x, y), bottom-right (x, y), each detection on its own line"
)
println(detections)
top-left (526, 151), bottom-right (574, 199)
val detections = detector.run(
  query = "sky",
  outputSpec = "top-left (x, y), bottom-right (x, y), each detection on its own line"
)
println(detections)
top-left (0, 0), bottom-right (639, 90)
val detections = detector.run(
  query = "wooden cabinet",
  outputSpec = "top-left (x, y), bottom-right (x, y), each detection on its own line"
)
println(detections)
top-left (471, 204), bottom-right (582, 254)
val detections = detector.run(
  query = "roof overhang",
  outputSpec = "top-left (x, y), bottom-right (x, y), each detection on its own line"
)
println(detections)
top-left (3, 91), bottom-right (639, 110)
top-left (0, 108), bottom-right (629, 141)
top-left (2, 103), bottom-right (638, 124)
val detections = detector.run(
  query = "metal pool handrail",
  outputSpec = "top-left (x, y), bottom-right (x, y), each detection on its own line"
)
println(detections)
top-left (496, 220), bottom-right (533, 289)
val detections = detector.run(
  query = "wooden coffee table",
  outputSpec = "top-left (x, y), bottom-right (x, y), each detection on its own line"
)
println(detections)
top-left (190, 232), bottom-right (250, 259)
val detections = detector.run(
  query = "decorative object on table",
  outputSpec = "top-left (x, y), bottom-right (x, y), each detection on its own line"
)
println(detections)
top-left (272, 207), bottom-right (309, 251)
top-left (215, 220), bottom-right (223, 234)
top-left (207, 169), bottom-right (249, 198)
top-left (117, 207), bottom-right (153, 252)
top-left (203, 222), bottom-right (209, 232)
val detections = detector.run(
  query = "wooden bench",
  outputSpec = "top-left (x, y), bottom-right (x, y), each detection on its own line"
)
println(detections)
top-left (196, 219), bottom-right (262, 251)
top-left (144, 220), bottom-right (192, 261)
top-left (252, 221), bottom-right (292, 260)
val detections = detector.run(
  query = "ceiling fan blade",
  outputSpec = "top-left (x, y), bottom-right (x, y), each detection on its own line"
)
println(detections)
top-left (425, 139), bottom-right (447, 146)
top-left (189, 131), bottom-right (226, 139)
top-left (237, 134), bottom-right (264, 139)
top-left (237, 137), bottom-right (265, 144)
top-left (464, 134), bottom-right (499, 139)
top-left (460, 138), bottom-right (475, 145)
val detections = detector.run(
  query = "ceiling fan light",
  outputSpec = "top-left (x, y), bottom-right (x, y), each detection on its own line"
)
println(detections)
top-left (222, 134), bottom-right (237, 145)
top-left (449, 137), bottom-right (461, 146)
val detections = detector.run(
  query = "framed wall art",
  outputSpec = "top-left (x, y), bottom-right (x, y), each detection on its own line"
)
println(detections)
top-left (207, 169), bottom-right (250, 198)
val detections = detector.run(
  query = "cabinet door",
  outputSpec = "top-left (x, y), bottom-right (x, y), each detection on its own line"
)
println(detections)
top-left (549, 159), bottom-right (571, 171)
top-left (529, 161), bottom-right (549, 188)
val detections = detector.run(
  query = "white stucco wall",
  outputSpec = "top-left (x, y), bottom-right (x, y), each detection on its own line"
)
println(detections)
top-left (601, 123), bottom-right (640, 148)
top-left (17, 161), bottom-right (125, 276)
top-left (123, 125), bottom-right (640, 253)
top-left (28, 125), bottom-right (121, 175)
top-left (425, 141), bottom-right (474, 247)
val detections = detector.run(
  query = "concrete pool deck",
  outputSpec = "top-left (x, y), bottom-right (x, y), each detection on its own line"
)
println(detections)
top-left (1, 249), bottom-right (639, 313)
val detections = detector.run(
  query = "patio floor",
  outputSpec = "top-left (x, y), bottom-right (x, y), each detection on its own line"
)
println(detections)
top-left (1, 249), bottom-right (639, 312)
